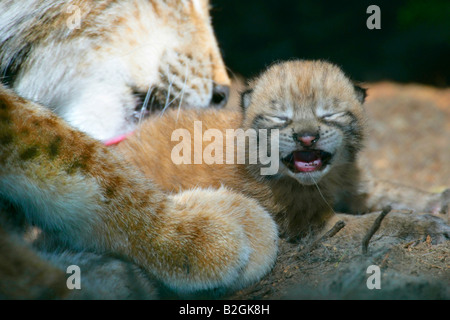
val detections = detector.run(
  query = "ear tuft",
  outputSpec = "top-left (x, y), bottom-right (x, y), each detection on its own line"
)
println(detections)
top-left (240, 89), bottom-right (253, 110)
top-left (353, 85), bottom-right (367, 104)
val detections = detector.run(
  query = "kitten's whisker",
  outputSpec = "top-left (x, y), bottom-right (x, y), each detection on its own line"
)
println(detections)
top-left (308, 173), bottom-right (337, 215)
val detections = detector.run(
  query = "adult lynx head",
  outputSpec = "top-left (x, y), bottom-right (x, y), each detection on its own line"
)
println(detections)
top-left (241, 60), bottom-right (367, 186)
top-left (0, 0), bottom-right (230, 141)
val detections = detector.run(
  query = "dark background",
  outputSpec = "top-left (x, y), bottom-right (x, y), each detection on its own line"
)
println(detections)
top-left (211, 0), bottom-right (449, 86)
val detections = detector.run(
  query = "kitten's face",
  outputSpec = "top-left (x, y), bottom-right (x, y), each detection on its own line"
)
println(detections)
top-left (242, 60), bottom-right (366, 185)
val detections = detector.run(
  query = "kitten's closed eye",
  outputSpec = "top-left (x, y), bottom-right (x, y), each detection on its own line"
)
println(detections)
top-left (265, 115), bottom-right (291, 124)
top-left (252, 114), bottom-right (292, 129)
top-left (320, 111), bottom-right (348, 121)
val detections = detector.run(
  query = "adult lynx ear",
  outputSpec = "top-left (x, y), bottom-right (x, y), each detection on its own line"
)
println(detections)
top-left (353, 84), bottom-right (367, 104)
top-left (240, 89), bottom-right (254, 110)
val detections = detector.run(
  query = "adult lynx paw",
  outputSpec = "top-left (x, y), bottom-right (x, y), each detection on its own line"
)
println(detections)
top-left (151, 187), bottom-right (278, 294)
top-left (384, 213), bottom-right (450, 245)
top-left (334, 211), bottom-right (450, 245)
top-left (425, 188), bottom-right (450, 216)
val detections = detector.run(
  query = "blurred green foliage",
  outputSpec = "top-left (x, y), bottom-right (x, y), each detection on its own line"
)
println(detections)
top-left (211, 0), bottom-right (449, 86)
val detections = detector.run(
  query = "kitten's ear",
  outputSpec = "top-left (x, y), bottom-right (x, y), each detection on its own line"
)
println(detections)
top-left (353, 84), bottom-right (367, 104)
top-left (240, 88), bottom-right (253, 110)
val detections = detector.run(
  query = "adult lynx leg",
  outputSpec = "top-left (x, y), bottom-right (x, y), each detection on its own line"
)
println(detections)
top-left (0, 86), bottom-right (277, 294)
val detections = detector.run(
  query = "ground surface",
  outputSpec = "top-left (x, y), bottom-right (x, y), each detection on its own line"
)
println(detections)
top-left (227, 81), bottom-right (450, 300)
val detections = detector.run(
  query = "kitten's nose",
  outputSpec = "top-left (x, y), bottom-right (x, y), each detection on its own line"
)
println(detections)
top-left (210, 84), bottom-right (230, 108)
top-left (293, 132), bottom-right (320, 147)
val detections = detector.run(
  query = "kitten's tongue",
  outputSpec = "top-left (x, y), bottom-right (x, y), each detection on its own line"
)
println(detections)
top-left (104, 132), bottom-right (134, 146)
top-left (293, 151), bottom-right (323, 172)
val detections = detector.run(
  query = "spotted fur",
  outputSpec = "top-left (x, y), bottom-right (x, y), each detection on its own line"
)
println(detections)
top-left (0, 84), bottom-right (278, 298)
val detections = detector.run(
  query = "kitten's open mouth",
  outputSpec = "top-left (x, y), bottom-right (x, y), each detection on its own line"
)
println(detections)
top-left (282, 150), bottom-right (333, 173)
